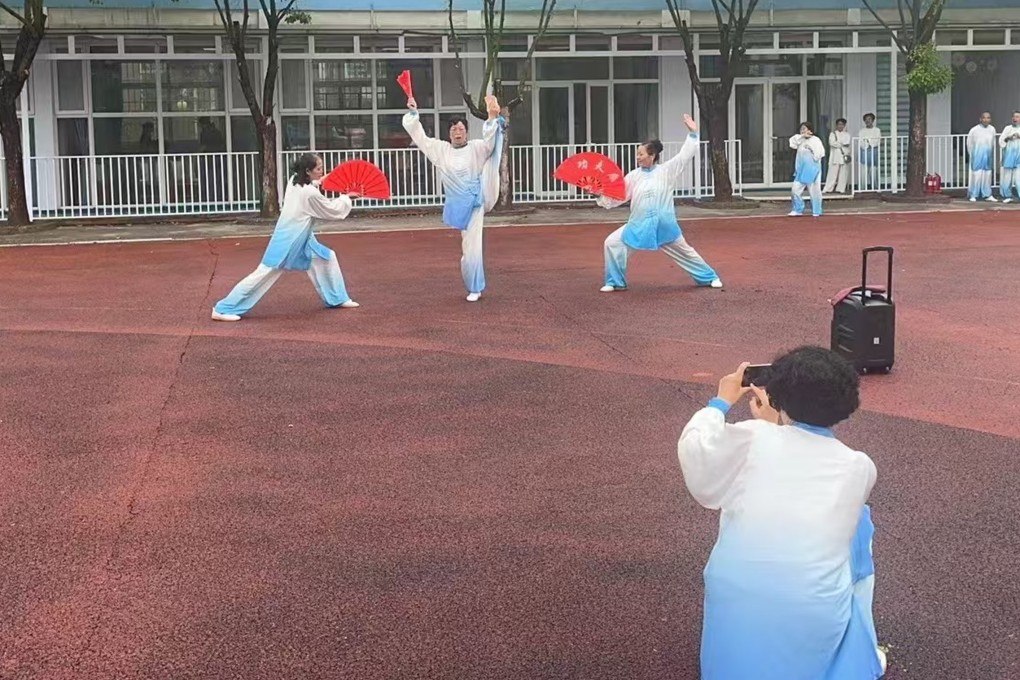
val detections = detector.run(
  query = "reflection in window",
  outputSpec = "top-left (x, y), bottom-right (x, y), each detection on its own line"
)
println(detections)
top-left (282, 116), bottom-right (311, 150)
top-left (90, 61), bottom-right (159, 113)
top-left (94, 117), bottom-right (158, 155)
top-left (313, 61), bottom-right (375, 110)
top-left (314, 114), bottom-right (374, 150)
top-left (614, 83), bottom-right (658, 143)
top-left (162, 61), bottom-right (225, 112)
top-left (163, 116), bottom-right (227, 154)
top-left (375, 59), bottom-right (434, 109)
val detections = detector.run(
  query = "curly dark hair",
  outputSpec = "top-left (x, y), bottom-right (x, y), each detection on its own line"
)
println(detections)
top-left (765, 346), bottom-right (860, 427)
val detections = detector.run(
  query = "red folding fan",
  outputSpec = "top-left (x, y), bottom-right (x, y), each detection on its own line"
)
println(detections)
top-left (321, 159), bottom-right (391, 200)
top-left (396, 70), bottom-right (413, 98)
top-left (554, 152), bottom-right (626, 201)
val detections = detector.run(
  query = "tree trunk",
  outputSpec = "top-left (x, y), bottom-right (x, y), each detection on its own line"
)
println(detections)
top-left (257, 119), bottom-right (280, 218)
top-left (0, 89), bottom-right (30, 226)
top-left (706, 99), bottom-right (734, 201)
top-left (497, 119), bottom-right (513, 209)
top-left (904, 90), bottom-right (927, 197)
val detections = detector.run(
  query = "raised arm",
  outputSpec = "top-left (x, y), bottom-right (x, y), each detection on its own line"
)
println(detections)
top-left (304, 188), bottom-right (354, 221)
top-left (469, 94), bottom-right (504, 170)
top-left (789, 133), bottom-right (804, 150)
top-left (678, 403), bottom-right (761, 509)
top-left (660, 113), bottom-right (701, 187)
top-left (402, 99), bottom-right (448, 167)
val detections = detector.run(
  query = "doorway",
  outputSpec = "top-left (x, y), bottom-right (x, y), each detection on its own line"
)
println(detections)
top-left (534, 82), bottom-right (611, 196)
top-left (730, 79), bottom-right (803, 187)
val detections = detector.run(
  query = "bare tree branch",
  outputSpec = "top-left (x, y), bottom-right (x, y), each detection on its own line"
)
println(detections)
top-left (445, 0), bottom-right (485, 118)
top-left (508, 0), bottom-right (555, 110)
top-left (860, 0), bottom-right (909, 52)
top-left (0, 2), bottom-right (30, 30)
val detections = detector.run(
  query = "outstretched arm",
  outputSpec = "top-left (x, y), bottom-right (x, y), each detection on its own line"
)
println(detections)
top-left (402, 97), bottom-right (448, 167)
top-left (660, 113), bottom-right (701, 187)
top-left (304, 188), bottom-right (353, 221)
top-left (596, 170), bottom-right (634, 210)
top-left (678, 403), bottom-right (761, 509)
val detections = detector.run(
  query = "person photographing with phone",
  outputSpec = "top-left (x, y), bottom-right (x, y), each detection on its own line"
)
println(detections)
top-left (677, 346), bottom-right (886, 679)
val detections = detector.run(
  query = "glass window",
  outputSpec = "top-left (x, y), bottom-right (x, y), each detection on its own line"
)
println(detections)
top-left (743, 32), bottom-right (776, 49)
top-left (376, 59), bottom-right (434, 109)
top-left (315, 35), bottom-right (356, 53)
top-left (857, 32), bottom-right (890, 48)
top-left (501, 36), bottom-right (529, 52)
top-left (314, 114), bottom-right (374, 149)
top-left (807, 80), bottom-right (844, 148)
top-left (935, 30), bottom-right (968, 46)
top-left (614, 83), bottom-right (657, 143)
top-left (124, 36), bottom-right (167, 53)
top-left (1012, 31), bottom-right (1020, 46)
top-left (575, 34), bottom-right (610, 51)
top-left (808, 54), bottom-right (844, 76)
top-left (537, 57), bottom-right (608, 81)
top-left (659, 35), bottom-right (684, 51)
top-left (378, 113), bottom-right (417, 148)
top-left (404, 36), bottom-right (442, 53)
top-left (503, 85), bottom-right (532, 146)
top-left (230, 115), bottom-right (259, 152)
top-left (614, 56), bottom-right (657, 79)
top-left (779, 32), bottom-right (813, 49)
top-left (91, 61), bottom-right (159, 113)
top-left (534, 34), bottom-right (570, 52)
top-left (819, 32), bottom-right (851, 48)
top-left (57, 61), bottom-right (85, 112)
top-left (282, 115), bottom-right (310, 150)
top-left (739, 54), bottom-right (803, 78)
top-left (280, 59), bottom-right (308, 110)
top-left (973, 30), bottom-right (1006, 46)
top-left (280, 35), bottom-right (311, 53)
top-left (173, 34), bottom-right (217, 53)
top-left (231, 60), bottom-right (262, 111)
top-left (94, 117), bottom-right (158, 155)
top-left (500, 59), bottom-right (527, 82)
top-left (57, 118), bottom-right (90, 156)
top-left (163, 116), bottom-right (227, 154)
top-left (163, 61), bottom-right (225, 112)
top-left (699, 55), bottom-right (723, 79)
top-left (360, 35), bottom-right (399, 53)
top-left (313, 60), bottom-right (373, 110)
top-left (440, 59), bottom-right (465, 107)
top-left (616, 35), bottom-right (653, 51)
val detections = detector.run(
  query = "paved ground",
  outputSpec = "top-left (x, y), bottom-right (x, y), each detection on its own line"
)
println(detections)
top-left (1, 194), bottom-right (1014, 247)
top-left (1, 210), bottom-right (1018, 679)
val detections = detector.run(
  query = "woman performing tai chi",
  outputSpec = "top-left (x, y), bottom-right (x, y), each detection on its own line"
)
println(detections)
top-left (211, 153), bottom-right (360, 321)
top-left (597, 113), bottom-right (722, 293)
top-left (678, 347), bottom-right (886, 680)
top-left (403, 94), bottom-right (504, 302)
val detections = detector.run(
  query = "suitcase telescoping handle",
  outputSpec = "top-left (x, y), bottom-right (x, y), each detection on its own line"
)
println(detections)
top-left (861, 246), bottom-right (894, 302)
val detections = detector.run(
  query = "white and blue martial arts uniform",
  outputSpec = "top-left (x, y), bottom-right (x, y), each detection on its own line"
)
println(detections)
top-left (403, 110), bottom-right (504, 296)
top-left (967, 124), bottom-right (997, 200)
top-left (213, 181), bottom-right (354, 317)
top-left (999, 124), bottom-right (1020, 200)
top-left (858, 127), bottom-right (882, 191)
top-left (596, 133), bottom-right (720, 288)
top-left (678, 400), bottom-right (885, 680)
top-left (790, 133), bottom-right (826, 216)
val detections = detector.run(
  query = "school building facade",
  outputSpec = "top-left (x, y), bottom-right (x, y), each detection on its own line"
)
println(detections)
top-left (2, 0), bottom-right (1019, 219)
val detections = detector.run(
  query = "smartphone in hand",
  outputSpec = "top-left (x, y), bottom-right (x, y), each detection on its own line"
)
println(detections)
top-left (742, 364), bottom-right (772, 388)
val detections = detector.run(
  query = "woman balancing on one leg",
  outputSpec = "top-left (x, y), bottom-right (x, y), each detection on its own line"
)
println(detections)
top-left (211, 153), bottom-right (360, 321)
top-left (403, 94), bottom-right (504, 303)
top-left (597, 113), bottom-right (723, 293)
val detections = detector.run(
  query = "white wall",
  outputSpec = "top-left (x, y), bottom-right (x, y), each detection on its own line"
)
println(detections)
top-left (846, 53), bottom-right (878, 135)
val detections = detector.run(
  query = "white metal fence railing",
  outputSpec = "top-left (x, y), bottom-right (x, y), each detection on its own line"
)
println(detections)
top-left (1, 140), bottom-right (743, 222)
top-left (848, 133), bottom-right (995, 196)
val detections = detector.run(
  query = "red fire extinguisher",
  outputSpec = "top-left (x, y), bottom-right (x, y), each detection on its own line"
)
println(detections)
top-left (925, 173), bottom-right (943, 194)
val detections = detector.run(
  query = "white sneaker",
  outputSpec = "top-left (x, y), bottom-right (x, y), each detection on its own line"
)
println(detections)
top-left (339, 300), bottom-right (360, 308)
top-left (788, 211), bottom-right (802, 216)
top-left (211, 310), bottom-right (241, 322)
top-left (1004, 198), bottom-right (1013, 203)
top-left (466, 293), bottom-right (481, 302)
top-left (969, 197), bottom-right (977, 202)
top-left (710, 279), bottom-right (723, 289)
top-left (877, 646), bottom-right (888, 673)
top-left (600, 285), bottom-right (616, 293)
top-left (987, 196), bottom-right (999, 202)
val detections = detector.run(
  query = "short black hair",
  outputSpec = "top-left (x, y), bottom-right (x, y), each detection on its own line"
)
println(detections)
top-left (290, 153), bottom-right (320, 186)
top-left (448, 116), bottom-right (469, 133)
top-left (800, 121), bottom-right (815, 134)
top-left (765, 346), bottom-right (860, 428)
top-left (836, 118), bottom-right (847, 125)
top-left (863, 112), bottom-right (876, 121)
top-left (642, 139), bottom-right (664, 163)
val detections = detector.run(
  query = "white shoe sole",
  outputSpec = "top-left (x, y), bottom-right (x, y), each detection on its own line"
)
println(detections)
top-left (338, 300), bottom-right (360, 308)
top-left (211, 311), bottom-right (241, 322)
top-left (466, 294), bottom-right (481, 302)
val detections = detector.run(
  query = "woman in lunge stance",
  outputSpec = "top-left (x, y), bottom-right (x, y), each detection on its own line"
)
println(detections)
top-left (596, 114), bottom-right (723, 293)
top-left (211, 154), bottom-right (360, 321)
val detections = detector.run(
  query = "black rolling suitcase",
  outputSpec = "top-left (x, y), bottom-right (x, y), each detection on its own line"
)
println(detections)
top-left (829, 246), bottom-right (895, 374)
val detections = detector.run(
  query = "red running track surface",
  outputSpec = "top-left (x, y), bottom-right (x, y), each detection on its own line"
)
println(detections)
top-left (1, 211), bottom-right (1018, 679)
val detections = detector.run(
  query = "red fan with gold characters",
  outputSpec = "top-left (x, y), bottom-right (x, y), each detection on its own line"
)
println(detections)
top-left (321, 159), bottom-right (391, 200)
top-left (554, 152), bottom-right (626, 201)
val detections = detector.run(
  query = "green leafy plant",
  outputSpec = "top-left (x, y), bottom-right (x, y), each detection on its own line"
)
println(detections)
top-left (906, 42), bottom-right (953, 95)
